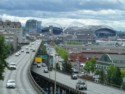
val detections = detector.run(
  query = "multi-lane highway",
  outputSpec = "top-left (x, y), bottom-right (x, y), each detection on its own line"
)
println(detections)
top-left (32, 45), bottom-right (125, 94)
top-left (0, 40), bottom-right (41, 94)
top-left (32, 66), bottom-right (125, 94)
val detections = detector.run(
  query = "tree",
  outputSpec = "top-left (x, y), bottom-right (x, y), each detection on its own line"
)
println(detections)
top-left (84, 61), bottom-right (91, 73)
top-left (84, 57), bottom-right (96, 74)
top-left (107, 65), bottom-right (116, 84)
top-left (89, 57), bottom-right (96, 72)
top-left (99, 70), bottom-right (106, 83)
top-left (113, 67), bottom-right (122, 86)
top-left (121, 69), bottom-right (125, 78)
top-left (55, 46), bottom-right (68, 61)
top-left (62, 61), bottom-right (72, 73)
top-left (0, 34), bottom-right (9, 80)
top-left (107, 65), bottom-right (122, 86)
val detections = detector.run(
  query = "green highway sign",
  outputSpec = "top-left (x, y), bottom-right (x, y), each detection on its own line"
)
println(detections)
top-left (40, 55), bottom-right (48, 59)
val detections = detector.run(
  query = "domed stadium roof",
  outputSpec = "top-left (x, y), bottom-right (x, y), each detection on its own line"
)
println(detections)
top-left (63, 24), bottom-right (117, 38)
top-left (42, 25), bottom-right (63, 35)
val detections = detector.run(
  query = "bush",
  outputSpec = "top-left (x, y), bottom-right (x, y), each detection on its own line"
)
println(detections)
top-left (81, 75), bottom-right (94, 81)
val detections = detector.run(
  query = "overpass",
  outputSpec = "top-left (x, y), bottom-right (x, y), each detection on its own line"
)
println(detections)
top-left (31, 46), bottom-right (125, 94)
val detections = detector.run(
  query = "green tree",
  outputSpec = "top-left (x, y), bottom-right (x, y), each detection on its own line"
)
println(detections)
top-left (84, 61), bottom-right (91, 73)
top-left (0, 34), bottom-right (9, 80)
top-left (107, 65), bottom-right (122, 86)
top-left (84, 57), bottom-right (96, 73)
top-left (107, 65), bottom-right (116, 83)
top-left (90, 57), bottom-right (96, 72)
top-left (121, 69), bottom-right (125, 78)
top-left (99, 70), bottom-right (106, 83)
top-left (40, 42), bottom-right (47, 54)
top-left (113, 67), bottom-right (122, 85)
top-left (62, 61), bottom-right (72, 73)
top-left (55, 46), bottom-right (68, 61)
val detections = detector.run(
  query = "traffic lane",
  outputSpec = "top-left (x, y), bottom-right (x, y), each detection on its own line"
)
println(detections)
top-left (32, 65), bottom-right (83, 92)
top-left (17, 42), bottom-right (41, 94)
top-left (3, 51), bottom-right (28, 94)
top-left (16, 54), bottom-right (37, 94)
top-left (32, 65), bottom-right (125, 94)
top-left (15, 43), bottom-right (40, 94)
top-left (2, 40), bottom-right (41, 94)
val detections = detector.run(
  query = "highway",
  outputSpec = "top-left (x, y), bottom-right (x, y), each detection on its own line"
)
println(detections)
top-left (32, 45), bottom-right (125, 94)
top-left (0, 40), bottom-right (41, 94)
top-left (32, 66), bottom-right (125, 94)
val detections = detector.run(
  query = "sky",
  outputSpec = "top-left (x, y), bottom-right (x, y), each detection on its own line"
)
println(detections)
top-left (0, 0), bottom-right (125, 31)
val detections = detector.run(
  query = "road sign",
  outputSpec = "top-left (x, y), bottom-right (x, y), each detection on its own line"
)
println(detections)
top-left (40, 55), bottom-right (48, 59)
top-left (35, 57), bottom-right (42, 63)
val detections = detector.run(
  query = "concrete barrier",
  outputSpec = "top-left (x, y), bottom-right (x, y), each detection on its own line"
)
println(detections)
top-left (27, 40), bottom-right (47, 94)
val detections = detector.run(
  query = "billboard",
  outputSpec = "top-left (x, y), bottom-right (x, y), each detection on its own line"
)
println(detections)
top-left (35, 57), bottom-right (42, 63)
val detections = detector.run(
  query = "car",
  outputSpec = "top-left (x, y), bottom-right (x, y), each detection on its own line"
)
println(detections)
top-left (42, 63), bottom-right (46, 67)
top-left (25, 46), bottom-right (29, 50)
top-left (72, 68), bottom-right (79, 74)
top-left (76, 80), bottom-right (87, 90)
top-left (32, 49), bottom-right (36, 52)
top-left (6, 80), bottom-right (16, 88)
top-left (21, 49), bottom-right (24, 52)
top-left (37, 63), bottom-right (41, 68)
top-left (44, 68), bottom-right (48, 73)
top-left (33, 62), bottom-right (37, 65)
top-left (71, 73), bottom-right (78, 80)
top-left (26, 50), bottom-right (30, 53)
top-left (15, 52), bottom-right (20, 56)
top-left (9, 63), bottom-right (16, 70)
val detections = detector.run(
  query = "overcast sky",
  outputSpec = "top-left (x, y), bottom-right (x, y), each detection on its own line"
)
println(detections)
top-left (0, 0), bottom-right (125, 31)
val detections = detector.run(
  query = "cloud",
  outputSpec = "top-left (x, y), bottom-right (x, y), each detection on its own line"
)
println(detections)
top-left (0, 0), bottom-right (125, 12)
top-left (0, 0), bottom-right (125, 31)
top-left (1, 14), bottom-right (125, 31)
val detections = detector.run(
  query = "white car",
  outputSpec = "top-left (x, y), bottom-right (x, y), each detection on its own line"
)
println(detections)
top-left (76, 80), bottom-right (87, 90)
top-left (71, 73), bottom-right (78, 80)
top-left (9, 63), bottom-right (16, 70)
top-left (6, 80), bottom-right (16, 88)
top-left (37, 63), bottom-right (41, 68)
top-left (15, 52), bottom-right (20, 56)
top-left (44, 68), bottom-right (48, 73)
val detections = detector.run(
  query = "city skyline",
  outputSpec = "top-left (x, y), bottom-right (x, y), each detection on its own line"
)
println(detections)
top-left (0, 0), bottom-right (125, 31)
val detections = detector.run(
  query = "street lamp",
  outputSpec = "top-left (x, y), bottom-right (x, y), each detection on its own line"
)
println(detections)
top-left (54, 54), bottom-right (58, 94)
top-left (76, 56), bottom-right (80, 73)
top-left (48, 52), bottom-right (50, 79)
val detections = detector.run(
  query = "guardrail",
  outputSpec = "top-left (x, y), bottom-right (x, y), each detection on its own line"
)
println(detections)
top-left (27, 40), bottom-right (47, 94)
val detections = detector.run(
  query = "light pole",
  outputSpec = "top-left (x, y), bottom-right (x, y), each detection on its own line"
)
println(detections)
top-left (76, 56), bottom-right (80, 73)
top-left (48, 52), bottom-right (50, 79)
top-left (54, 54), bottom-right (58, 94)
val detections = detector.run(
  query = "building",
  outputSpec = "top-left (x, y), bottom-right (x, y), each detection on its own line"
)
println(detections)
top-left (42, 25), bottom-right (63, 35)
top-left (0, 20), bottom-right (23, 50)
top-left (96, 54), bottom-right (125, 70)
top-left (25, 19), bottom-right (41, 33)
top-left (62, 25), bottom-right (118, 44)
top-left (0, 30), bottom-right (18, 50)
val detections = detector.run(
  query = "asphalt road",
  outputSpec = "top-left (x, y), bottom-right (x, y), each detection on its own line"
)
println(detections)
top-left (0, 40), bottom-right (41, 94)
top-left (32, 64), bottom-right (125, 94)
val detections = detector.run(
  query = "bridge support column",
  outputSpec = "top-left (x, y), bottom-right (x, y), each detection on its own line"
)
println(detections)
top-left (48, 82), bottom-right (51, 94)
top-left (59, 87), bottom-right (62, 94)
top-left (52, 83), bottom-right (55, 94)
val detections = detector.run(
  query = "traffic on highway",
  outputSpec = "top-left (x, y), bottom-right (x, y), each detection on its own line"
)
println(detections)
top-left (0, 40), bottom-right (41, 94)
